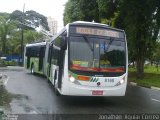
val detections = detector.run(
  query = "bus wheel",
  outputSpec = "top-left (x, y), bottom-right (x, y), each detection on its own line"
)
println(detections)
top-left (31, 64), bottom-right (34, 74)
top-left (55, 87), bottom-right (60, 96)
top-left (47, 77), bottom-right (50, 83)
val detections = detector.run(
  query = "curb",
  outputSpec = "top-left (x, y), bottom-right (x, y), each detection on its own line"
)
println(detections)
top-left (130, 82), bottom-right (137, 86)
top-left (129, 82), bottom-right (160, 91)
top-left (0, 66), bottom-right (24, 71)
top-left (151, 86), bottom-right (160, 91)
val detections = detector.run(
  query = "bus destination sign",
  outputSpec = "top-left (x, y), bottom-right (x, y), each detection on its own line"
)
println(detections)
top-left (76, 27), bottom-right (120, 38)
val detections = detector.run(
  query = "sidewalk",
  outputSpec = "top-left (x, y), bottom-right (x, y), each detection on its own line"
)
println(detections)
top-left (0, 66), bottom-right (24, 71)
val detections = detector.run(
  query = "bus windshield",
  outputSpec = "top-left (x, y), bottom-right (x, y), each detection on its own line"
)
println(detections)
top-left (69, 35), bottom-right (126, 73)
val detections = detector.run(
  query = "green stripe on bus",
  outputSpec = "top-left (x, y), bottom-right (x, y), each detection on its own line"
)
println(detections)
top-left (68, 71), bottom-right (78, 79)
top-left (90, 78), bottom-right (99, 82)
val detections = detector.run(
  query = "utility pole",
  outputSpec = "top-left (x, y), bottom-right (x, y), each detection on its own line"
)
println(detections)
top-left (20, 3), bottom-right (25, 66)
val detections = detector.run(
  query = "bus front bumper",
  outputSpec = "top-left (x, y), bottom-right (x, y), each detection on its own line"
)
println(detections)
top-left (61, 82), bottom-right (127, 96)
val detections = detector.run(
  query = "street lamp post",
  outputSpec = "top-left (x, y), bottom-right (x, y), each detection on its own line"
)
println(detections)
top-left (20, 4), bottom-right (25, 66)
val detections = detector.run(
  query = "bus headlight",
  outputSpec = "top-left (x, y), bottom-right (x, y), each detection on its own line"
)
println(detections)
top-left (69, 76), bottom-right (75, 82)
top-left (115, 76), bottom-right (125, 86)
top-left (69, 75), bottom-right (81, 85)
top-left (120, 79), bottom-right (124, 84)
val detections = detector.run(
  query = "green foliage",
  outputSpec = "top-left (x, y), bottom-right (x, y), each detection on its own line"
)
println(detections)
top-left (97, 0), bottom-right (119, 25)
top-left (0, 12), bottom-right (10, 21)
top-left (10, 10), bottom-right (23, 22)
top-left (119, 0), bottom-right (160, 78)
top-left (63, 0), bottom-right (84, 25)
top-left (3, 60), bottom-right (18, 66)
top-left (0, 59), bottom-right (6, 67)
top-left (0, 10), bottom-right (47, 57)
top-left (63, 0), bottom-right (99, 25)
top-left (24, 30), bottom-right (44, 43)
top-left (79, 0), bottom-right (99, 22)
top-left (25, 10), bottom-right (49, 30)
top-left (129, 65), bottom-right (160, 88)
top-left (0, 59), bottom-right (17, 66)
top-left (7, 30), bottom-right (44, 55)
top-left (152, 42), bottom-right (160, 65)
top-left (0, 13), bottom-right (16, 55)
top-left (10, 10), bottom-right (49, 30)
top-left (64, 0), bottom-right (119, 26)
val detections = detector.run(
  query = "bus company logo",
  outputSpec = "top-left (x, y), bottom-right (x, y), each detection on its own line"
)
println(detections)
top-left (90, 77), bottom-right (99, 82)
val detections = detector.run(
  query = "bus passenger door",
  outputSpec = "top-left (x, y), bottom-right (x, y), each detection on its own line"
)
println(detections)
top-left (51, 46), bottom-right (59, 87)
top-left (57, 34), bottom-right (67, 89)
top-left (27, 56), bottom-right (30, 68)
top-left (26, 48), bottom-right (30, 68)
top-left (47, 46), bottom-right (51, 79)
top-left (39, 46), bottom-right (45, 71)
top-left (57, 49), bottom-right (65, 89)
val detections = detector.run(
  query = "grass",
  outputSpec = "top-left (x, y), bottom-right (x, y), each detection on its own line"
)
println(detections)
top-left (128, 65), bottom-right (160, 88)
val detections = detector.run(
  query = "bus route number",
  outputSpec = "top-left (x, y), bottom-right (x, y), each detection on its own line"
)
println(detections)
top-left (105, 79), bottom-right (114, 83)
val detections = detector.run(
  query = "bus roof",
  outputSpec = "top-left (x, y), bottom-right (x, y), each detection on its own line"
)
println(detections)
top-left (26, 42), bottom-right (47, 47)
top-left (69, 21), bottom-right (124, 32)
top-left (72, 21), bottom-right (109, 27)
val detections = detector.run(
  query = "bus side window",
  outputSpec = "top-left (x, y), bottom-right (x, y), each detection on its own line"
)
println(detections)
top-left (25, 47), bottom-right (29, 56)
top-left (48, 45), bottom-right (52, 63)
top-left (52, 48), bottom-right (59, 65)
top-left (54, 37), bottom-right (61, 47)
top-left (29, 46), bottom-right (40, 57)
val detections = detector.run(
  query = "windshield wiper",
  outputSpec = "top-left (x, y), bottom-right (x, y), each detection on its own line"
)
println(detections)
top-left (83, 36), bottom-right (93, 51)
top-left (105, 38), bottom-right (114, 52)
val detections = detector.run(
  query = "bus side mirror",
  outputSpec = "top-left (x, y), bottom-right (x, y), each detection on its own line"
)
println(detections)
top-left (60, 36), bottom-right (67, 50)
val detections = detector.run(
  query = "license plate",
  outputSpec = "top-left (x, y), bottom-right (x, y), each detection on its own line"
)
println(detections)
top-left (92, 90), bottom-right (103, 95)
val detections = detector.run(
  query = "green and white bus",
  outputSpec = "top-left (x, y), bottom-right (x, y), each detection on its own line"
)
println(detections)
top-left (25, 21), bottom-right (128, 96)
top-left (24, 42), bottom-right (47, 75)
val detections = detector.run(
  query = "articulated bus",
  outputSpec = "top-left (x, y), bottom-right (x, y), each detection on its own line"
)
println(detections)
top-left (25, 21), bottom-right (128, 96)
top-left (24, 42), bottom-right (48, 74)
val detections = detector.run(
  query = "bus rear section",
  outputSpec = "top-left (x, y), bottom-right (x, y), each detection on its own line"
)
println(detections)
top-left (24, 42), bottom-right (47, 75)
top-left (50, 22), bottom-right (128, 96)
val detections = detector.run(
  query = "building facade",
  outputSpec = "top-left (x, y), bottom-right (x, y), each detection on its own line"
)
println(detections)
top-left (47, 17), bottom-right (58, 35)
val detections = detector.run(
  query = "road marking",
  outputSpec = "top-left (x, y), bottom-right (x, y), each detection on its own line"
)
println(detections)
top-left (151, 98), bottom-right (160, 103)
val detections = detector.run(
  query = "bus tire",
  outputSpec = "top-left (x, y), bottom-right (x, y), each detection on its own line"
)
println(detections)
top-left (53, 71), bottom-right (57, 87)
top-left (55, 87), bottom-right (60, 96)
top-left (31, 64), bottom-right (34, 74)
top-left (47, 77), bottom-right (50, 83)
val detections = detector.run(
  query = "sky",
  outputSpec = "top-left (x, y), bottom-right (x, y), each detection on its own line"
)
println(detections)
top-left (0, 0), bottom-right (68, 32)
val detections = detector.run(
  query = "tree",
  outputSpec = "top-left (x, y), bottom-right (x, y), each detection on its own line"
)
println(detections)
top-left (63, 0), bottom-right (119, 26)
top-left (25, 10), bottom-right (49, 30)
top-left (10, 10), bottom-right (49, 30)
top-left (96, 0), bottom-right (120, 25)
top-left (117, 0), bottom-right (160, 78)
top-left (79, 0), bottom-right (99, 22)
top-left (0, 13), bottom-right (16, 55)
top-left (7, 30), bottom-right (44, 55)
top-left (0, 11), bottom-right (47, 56)
top-left (63, 0), bottom-right (99, 25)
top-left (152, 41), bottom-right (160, 71)
top-left (63, 0), bottom-right (84, 25)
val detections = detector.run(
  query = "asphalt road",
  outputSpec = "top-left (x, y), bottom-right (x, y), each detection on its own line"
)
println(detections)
top-left (0, 67), bottom-right (160, 119)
